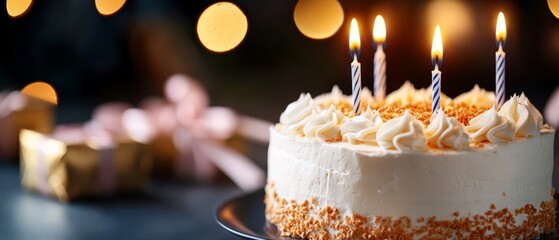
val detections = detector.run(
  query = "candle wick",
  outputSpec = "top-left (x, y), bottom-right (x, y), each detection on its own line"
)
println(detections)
top-left (432, 56), bottom-right (441, 69)
top-left (498, 42), bottom-right (504, 52)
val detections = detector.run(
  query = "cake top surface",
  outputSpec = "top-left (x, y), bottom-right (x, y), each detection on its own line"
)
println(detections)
top-left (276, 81), bottom-right (552, 152)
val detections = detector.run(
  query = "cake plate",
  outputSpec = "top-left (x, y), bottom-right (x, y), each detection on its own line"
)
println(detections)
top-left (215, 189), bottom-right (559, 240)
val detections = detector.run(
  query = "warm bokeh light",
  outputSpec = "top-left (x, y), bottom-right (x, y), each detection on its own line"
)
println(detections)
top-left (349, 18), bottom-right (361, 56)
top-left (548, 0), bottom-right (559, 19)
top-left (293, 0), bottom-right (344, 40)
top-left (425, 0), bottom-right (473, 43)
top-left (197, 2), bottom-right (248, 53)
top-left (431, 25), bottom-right (443, 67)
top-left (21, 82), bottom-right (58, 105)
top-left (496, 12), bottom-right (507, 43)
top-left (6, 0), bottom-right (32, 18)
top-left (95, 0), bottom-right (126, 16)
top-left (373, 15), bottom-right (386, 44)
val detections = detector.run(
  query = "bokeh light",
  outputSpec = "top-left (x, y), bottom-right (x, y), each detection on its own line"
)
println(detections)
top-left (548, 0), bottom-right (559, 19)
top-left (425, 0), bottom-right (473, 43)
top-left (293, 0), bottom-right (344, 40)
top-left (21, 82), bottom-right (58, 105)
top-left (197, 2), bottom-right (248, 53)
top-left (95, 0), bottom-right (126, 16)
top-left (6, 0), bottom-right (32, 18)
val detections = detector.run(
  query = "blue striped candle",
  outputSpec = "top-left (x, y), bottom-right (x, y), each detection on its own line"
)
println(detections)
top-left (349, 18), bottom-right (362, 115)
top-left (431, 66), bottom-right (441, 114)
top-left (431, 25), bottom-right (443, 115)
top-left (351, 57), bottom-right (362, 115)
top-left (495, 12), bottom-right (507, 109)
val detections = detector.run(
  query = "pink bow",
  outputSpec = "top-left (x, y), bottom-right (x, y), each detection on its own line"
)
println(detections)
top-left (91, 74), bottom-right (269, 191)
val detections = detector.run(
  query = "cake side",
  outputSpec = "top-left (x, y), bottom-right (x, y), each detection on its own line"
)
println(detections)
top-left (266, 127), bottom-right (556, 239)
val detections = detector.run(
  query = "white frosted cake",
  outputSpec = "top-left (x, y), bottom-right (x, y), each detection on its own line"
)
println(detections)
top-left (265, 82), bottom-right (556, 239)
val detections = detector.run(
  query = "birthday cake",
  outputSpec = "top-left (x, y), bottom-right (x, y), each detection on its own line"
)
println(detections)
top-left (265, 82), bottom-right (556, 239)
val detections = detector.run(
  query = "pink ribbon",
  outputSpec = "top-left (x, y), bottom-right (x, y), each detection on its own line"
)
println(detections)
top-left (91, 74), bottom-right (270, 191)
top-left (98, 147), bottom-right (116, 195)
top-left (173, 106), bottom-right (269, 191)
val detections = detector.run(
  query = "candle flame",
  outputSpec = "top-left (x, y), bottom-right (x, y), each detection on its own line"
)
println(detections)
top-left (349, 18), bottom-right (361, 57)
top-left (496, 12), bottom-right (507, 43)
top-left (431, 25), bottom-right (443, 67)
top-left (373, 15), bottom-right (386, 44)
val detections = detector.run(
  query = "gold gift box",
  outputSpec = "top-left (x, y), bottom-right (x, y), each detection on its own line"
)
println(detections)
top-left (20, 129), bottom-right (153, 201)
top-left (0, 93), bottom-right (55, 159)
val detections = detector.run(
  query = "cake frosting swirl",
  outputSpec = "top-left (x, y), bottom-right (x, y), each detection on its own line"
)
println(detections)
top-left (453, 84), bottom-right (495, 108)
top-left (303, 105), bottom-right (347, 141)
top-left (376, 110), bottom-right (426, 151)
top-left (340, 108), bottom-right (383, 145)
top-left (466, 106), bottom-right (515, 143)
top-left (498, 94), bottom-right (543, 138)
top-left (425, 109), bottom-right (469, 149)
top-left (279, 93), bottom-right (315, 135)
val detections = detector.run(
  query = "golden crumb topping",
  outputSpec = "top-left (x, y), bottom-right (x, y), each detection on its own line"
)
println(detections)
top-left (318, 99), bottom-right (489, 126)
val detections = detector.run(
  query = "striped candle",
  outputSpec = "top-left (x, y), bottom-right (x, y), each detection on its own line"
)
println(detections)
top-left (351, 57), bottom-right (362, 114)
top-left (373, 15), bottom-right (387, 101)
top-left (495, 12), bottom-right (507, 109)
top-left (431, 25), bottom-right (443, 115)
top-left (496, 48), bottom-right (506, 109)
top-left (431, 66), bottom-right (441, 114)
top-left (349, 18), bottom-right (362, 115)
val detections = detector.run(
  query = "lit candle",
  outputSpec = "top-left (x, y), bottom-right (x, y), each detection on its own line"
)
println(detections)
top-left (349, 18), bottom-right (362, 115)
top-left (373, 15), bottom-right (387, 101)
top-left (495, 12), bottom-right (507, 109)
top-left (431, 25), bottom-right (443, 115)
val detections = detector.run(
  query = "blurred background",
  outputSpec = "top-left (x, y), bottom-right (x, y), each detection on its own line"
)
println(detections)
top-left (1, 0), bottom-right (557, 123)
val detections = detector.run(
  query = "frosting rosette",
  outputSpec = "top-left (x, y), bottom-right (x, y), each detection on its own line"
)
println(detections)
top-left (453, 84), bottom-right (495, 108)
top-left (498, 94), bottom-right (543, 138)
top-left (376, 110), bottom-right (426, 151)
top-left (466, 107), bottom-right (515, 143)
top-left (385, 81), bottom-right (450, 105)
top-left (279, 93), bottom-right (316, 134)
top-left (425, 109), bottom-right (469, 149)
top-left (303, 105), bottom-right (347, 141)
top-left (341, 108), bottom-right (383, 145)
top-left (314, 85), bottom-right (348, 107)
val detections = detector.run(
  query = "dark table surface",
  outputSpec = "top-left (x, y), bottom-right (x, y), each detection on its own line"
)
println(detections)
top-left (0, 162), bottom-right (245, 240)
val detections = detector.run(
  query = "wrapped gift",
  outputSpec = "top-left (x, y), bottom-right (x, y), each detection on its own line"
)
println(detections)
top-left (0, 91), bottom-right (55, 159)
top-left (20, 128), bottom-right (152, 201)
top-left (88, 75), bottom-right (270, 191)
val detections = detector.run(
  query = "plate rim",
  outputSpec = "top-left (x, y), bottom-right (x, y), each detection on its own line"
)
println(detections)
top-left (214, 188), bottom-right (271, 240)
